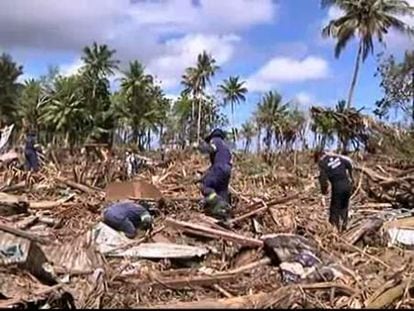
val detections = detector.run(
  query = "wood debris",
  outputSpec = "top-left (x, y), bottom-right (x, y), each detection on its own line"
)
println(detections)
top-left (1, 150), bottom-right (414, 309)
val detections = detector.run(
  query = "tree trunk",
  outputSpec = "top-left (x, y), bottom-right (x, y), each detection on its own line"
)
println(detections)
top-left (257, 127), bottom-right (261, 154)
top-left (411, 72), bottom-right (414, 127)
top-left (191, 94), bottom-right (195, 125)
top-left (123, 128), bottom-right (127, 144)
top-left (347, 40), bottom-right (363, 109)
top-left (197, 95), bottom-right (202, 141)
top-left (231, 102), bottom-right (237, 142)
top-left (265, 129), bottom-right (272, 152)
top-left (147, 129), bottom-right (151, 150)
top-left (134, 128), bottom-right (139, 146)
top-left (245, 139), bottom-right (251, 154)
top-left (159, 124), bottom-right (164, 149)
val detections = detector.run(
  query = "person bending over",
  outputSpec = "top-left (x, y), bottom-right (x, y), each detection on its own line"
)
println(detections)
top-left (103, 200), bottom-right (153, 238)
top-left (194, 128), bottom-right (232, 221)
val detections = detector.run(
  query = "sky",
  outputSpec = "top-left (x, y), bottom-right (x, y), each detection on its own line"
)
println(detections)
top-left (0, 0), bottom-right (413, 128)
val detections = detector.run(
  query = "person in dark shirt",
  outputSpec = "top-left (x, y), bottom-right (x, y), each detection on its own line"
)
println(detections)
top-left (194, 128), bottom-right (232, 221)
top-left (315, 150), bottom-right (354, 232)
top-left (24, 131), bottom-right (39, 172)
top-left (103, 201), bottom-right (153, 238)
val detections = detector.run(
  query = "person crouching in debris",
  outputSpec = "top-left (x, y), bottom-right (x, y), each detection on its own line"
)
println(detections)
top-left (103, 201), bottom-right (153, 239)
top-left (193, 128), bottom-right (232, 221)
top-left (315, 150), bottom-right (354, 232)
top-left (24, 130), bottom-right (40, 172)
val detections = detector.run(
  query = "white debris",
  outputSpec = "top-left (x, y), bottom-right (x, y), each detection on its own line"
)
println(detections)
top-left (92, 222), bottom-right (209, 259)
top-left (387, 227), bottom-right (414, 247)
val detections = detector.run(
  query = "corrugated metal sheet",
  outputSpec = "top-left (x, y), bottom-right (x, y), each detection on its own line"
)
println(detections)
top-left (105, 180), bottom-right (163, 201)
top-left (41, 230), bottom-right (104, 273)
top-left (0, 231), bottom-right (30, 266)
top-left (111, 242), bottom-right (209, 259)
top-left (0, 231), bottom-right (56, 285)
top-left (1, 226), bottom-right (103, 273)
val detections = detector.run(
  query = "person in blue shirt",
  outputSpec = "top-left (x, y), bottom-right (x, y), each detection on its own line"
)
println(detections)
top-left (194, 128), bottom-right (232, 221)
top-left (24, 131), bottom-right (40, 172)
top-left (103, 201), bottom-right (153, 238)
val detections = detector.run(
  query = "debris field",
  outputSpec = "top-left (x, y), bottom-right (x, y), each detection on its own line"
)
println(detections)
top-left (1, 150), bottom-right (414, 309)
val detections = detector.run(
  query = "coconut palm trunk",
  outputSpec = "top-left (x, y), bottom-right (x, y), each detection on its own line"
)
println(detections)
top-left (197, 94), bottom-right (202, 141)
top-left (231, 102), bottom-right (238, 142)
top-left (347, 41), bottom-right (363, 109)
top-left (411, 71), bottom-right (414, 126)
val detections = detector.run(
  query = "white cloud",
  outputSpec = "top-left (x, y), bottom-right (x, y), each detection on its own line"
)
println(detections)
top-left (165, 93), bottom-right (179, 102)
top-left (148, 33), bottom-right (240, 89)
top-left (17, 73), bottom-right (35, 84)
top-left (247, 56), bottom-right (330, 92)
top-left (0, 0), bottom-right (277, 57)
top-left (292, 92), bottom-right (328, 109)
top-left (55, 33), bottom-right (240, 90)
top-left (129, 0), bottom-right (276, 34)
top-left (386, 0), bottom-right (414, 50)
top-left (294, 92), bottom-right (314, 106)
top-left (0, 0), bottom-right (278, 90)
top-left (321, 6), bottom-right (343, 28)
top-left (60, 59), bottom-right (83, 77)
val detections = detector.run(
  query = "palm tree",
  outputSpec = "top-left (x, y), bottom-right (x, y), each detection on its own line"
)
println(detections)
top-left (173, 95), bottom-right (193, 148)
top-left (118, 61), bottom-right (167, 150)
top-left (19, 79), bottom-right (47, 134)
top-left (38, 76), bottom-right (91, 148)
top-left (218, 76), bottom-right (248, 141)
top-left (240, 121), bottom-right (256, 153)
top-left (322, 0), bottom-right (414, 108)
top-left (281, 108), bottom-right (307, 151)
top-left (80, 42), bottom-right (120, 144)
top-left (181, 67), bottom-right (199, 118)
top-left (333, 100), bottom-right (349, 151)
top-left (81, 42), bottom-right (119, 78)
top-left (255, 91), bottom-right (288, 151)
top-left (119, 61), bottom-right (150, 148)
top-left (310, 106), bottom-right (337, 149)
top-left (182, 51), bottom-right (219, 141)
top-left (0, 53), bottom-right (23, 126)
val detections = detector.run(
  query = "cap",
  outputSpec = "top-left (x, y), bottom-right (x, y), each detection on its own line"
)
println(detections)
top-left (140, 213), bottom-right (152, 224)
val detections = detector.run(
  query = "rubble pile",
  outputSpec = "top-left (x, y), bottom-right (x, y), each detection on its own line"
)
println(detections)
top-left (358, 158), bottom-right (414, 209)
top-left (1, 150), bottom-right (414, 309)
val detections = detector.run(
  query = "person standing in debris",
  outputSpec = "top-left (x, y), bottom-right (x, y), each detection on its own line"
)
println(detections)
top-left (24, 131), bottom-right (40, 172)
top-left (125, 149), bottom-right (145, 179)
top-left (125, 150), bottom-right (135, 179)
top-left (103, 200), bottom-right (153, 239)
top-left (315, 150), bottom-right (354, 232)
top-left (193, 128), bottom-right (232, 221)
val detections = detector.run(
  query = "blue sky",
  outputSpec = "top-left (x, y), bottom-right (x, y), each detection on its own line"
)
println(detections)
top-left (0, 0), bottom-right (413, 128)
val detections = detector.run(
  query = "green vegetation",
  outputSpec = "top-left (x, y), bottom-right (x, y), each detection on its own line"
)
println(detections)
top-left (0, 0), bottom-right (413, 154)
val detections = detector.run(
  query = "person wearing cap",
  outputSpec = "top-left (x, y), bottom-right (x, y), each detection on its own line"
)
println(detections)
top-left (103, 200), bottom-right (153, 239)
top-left (24, 131), bottom-right (40, 172)
top-left (193, 128), bottom-right (232, 221)
top-left (315, 150), bottom-right (354, 232)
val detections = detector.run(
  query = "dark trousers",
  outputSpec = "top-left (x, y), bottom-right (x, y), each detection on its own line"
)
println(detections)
top-left (329, 181), bottom-right (352, 232)
top-left (201, 164), bottom-right (231, 203)
top-left (25, 150), bottom-right (39, 172)
top-left (103, 210), bottom-right (136, 238)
